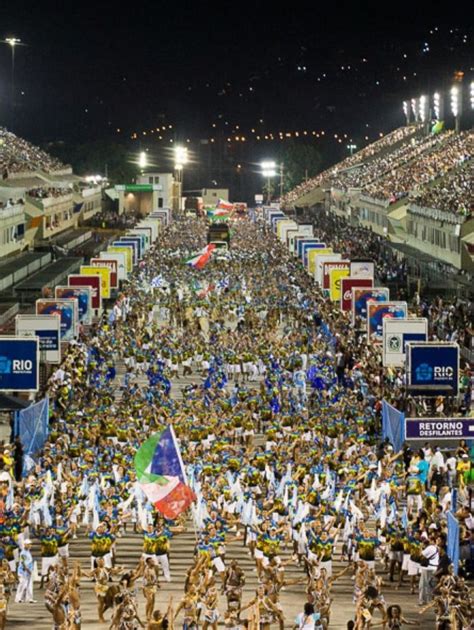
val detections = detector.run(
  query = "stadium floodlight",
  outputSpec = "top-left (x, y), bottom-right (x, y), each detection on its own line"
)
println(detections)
top-left (402, 100), bottom-right (411, 124)
top-left (470, 82), bottom-right (474, 110)
top-left (433, 92), bottom-right (442, 120)
top-left (139, 151), bottom-right (147, 169)
top-left (174, 146), bottom-right (188, 166)
top-left (1, 37), bottom-right (24, 110)
top-left (261, 160), bottom-right (277, 203)
top-left (411, 98), bottom-right (418, 121)
top-left (418, 95), bottom-right (428, 123)
top-left (347, 143), bottom-right (357, 156)
top-left (261, 160), bottom-right (277, 176)
top-left (450, 85), bottom-right (462, 132)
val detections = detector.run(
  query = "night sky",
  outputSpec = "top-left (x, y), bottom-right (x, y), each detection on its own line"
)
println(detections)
top-left (1, 2), bottom-right (473, 149)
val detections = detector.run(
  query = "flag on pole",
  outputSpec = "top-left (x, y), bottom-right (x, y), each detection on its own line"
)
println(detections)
top-left (184, 244), bottom-right (216, 269)
top-left (207, 208), bottom-right (231, 218)
top-left (216, 199), bottom-right (233, 211)
top-left (134, 426), bottom-right (196, 519)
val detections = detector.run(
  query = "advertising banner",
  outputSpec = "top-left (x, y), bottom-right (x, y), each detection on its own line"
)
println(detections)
top-left (36, 299), bottom-right (77, 341)
top-left (382, 318), bottom-right (428, 367)
top-left (302, 243), bottom-right (327, 268)
top-left (307, 248), bottom-right (332, 275)
top-left (90, 258), bottom-right (118, 288)
top-left (0, 337), bottom-right (39, 391)
top-left (405, 417), bottom-right (474, 440)
top-left (69, 274), bottom-right (101, 310)
top-left (406, 342), bottom-right (459, 396)
top-left (297, 224), bottom-right (314, 237)
top-left (315, 254), bottom-right (342, 285)
top-left (367, 301), bottom-right (408, 342)
top-left (120, 236), bottom-right (143, 259)
top-left (322, 260), bottom-right (350, 290)
top-left (15, 315), bottom-right (61, 364)
top-left (108, 246), bottom-right (133, 273)
top-left (55, 286), bottom-right (92, 325)
top-left (100, 251), bottom-right (127, 281)
top-left (116, 239), bottom-right (139, 263)
top-left (350, 259), bottom-right (375, 278)
top-left (297, 238), bottom-right (320, 260)
top-left (80, 266), bottom-right (111, 300)
top-left (277, 220), bottom-right (297, 241)
top-left (329, 267), bottom-right (350, 301)
top-left (130, 226), bottom-right (152, 248)
top-left (340, 277), bottom-right (373, 312)
top-left (270, 214), bottom-right (285, 231)
top-left (352, 287), bottom-right (390, 327)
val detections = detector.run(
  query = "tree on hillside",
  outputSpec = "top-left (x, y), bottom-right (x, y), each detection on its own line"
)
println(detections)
top-left (280, 142), bottom-right (322, 192)
top-left (46, 140), bottom-right (140, 184)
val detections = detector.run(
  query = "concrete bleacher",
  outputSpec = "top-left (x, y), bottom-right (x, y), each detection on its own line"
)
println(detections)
top-left (0, 251), bottom-right (52, 292)
top-left (45, 227), bottom-right (92, 251)
top-left (13, 257), bottom-right (83, 301)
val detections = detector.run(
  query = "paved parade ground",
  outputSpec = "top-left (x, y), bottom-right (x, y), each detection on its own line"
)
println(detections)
top-left (6, 367), bottom-right (437, 629)
top-left (3, 215), bottom-right (467, 630)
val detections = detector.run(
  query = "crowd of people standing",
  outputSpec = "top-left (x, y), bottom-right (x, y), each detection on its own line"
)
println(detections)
top-left (0, 213), bottom-right (471, 629)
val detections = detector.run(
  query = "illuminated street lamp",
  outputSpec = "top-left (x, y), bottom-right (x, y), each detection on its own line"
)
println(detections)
top-left (261, 160), bottom-right (277, 203)
top-left (347, 143), bottom-right (357, 156)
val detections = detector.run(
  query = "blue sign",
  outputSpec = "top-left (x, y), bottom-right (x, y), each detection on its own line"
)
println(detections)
top-left (36, 329), bottom-right (59, 352)
top-left (406, 417), bottom-right (474, 440)
top-left (302, 243), bottom-right (326, 267)
top-left (408, 343), bottom-right (459, 396)
top-left (270, 213), bottom-right (285, 230)
top-left (297, 239), bottom-right (320, 259)
top-left (0, 338), bottom-right (39, 391)
top-left (114, 240), bottom-right (138, 264)
top-left (36, 300), bottom-right (76, 342)
top-left (121, 235), bottom-right (142, 258)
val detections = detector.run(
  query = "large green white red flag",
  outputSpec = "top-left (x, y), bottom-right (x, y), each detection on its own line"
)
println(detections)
top-left (184, 243), bottom-right (216, 269)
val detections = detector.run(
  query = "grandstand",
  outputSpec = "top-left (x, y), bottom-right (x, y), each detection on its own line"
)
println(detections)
top-left (282, 124), bottom-right (474, 275)
top-left (0, 127), bottom-right (103, 260)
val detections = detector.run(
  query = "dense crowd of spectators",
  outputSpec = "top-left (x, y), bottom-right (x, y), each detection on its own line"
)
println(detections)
top-left (331, 132), bottom-right (448, 192)
top-left (0, 127), bottom-right (67, 177)
top-left (27, 186), bottom-right (72, 199)
top-left (410, 161), bottom-right (474, 217)
top-left (0, 196), bottom-right (25, 210)
top-left (298, 209), bottom-right (473, 351)
top-left (84, 209), bottom-right (139, 229)
top-left (281, 125), bottom-right (420, 206)
top-left (364, 130), bottom-right (473, 203)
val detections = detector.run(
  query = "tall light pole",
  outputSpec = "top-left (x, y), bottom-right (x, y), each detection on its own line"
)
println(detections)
top-left (450, 85), bottom-right (461, 133)
top-left (261, 160), bottom-right (276, 204)
top-left (347, 143), bottom-right (357, 156)
top-left (174, 146), bottom-right (188, 211)
top-left (3, 38), bottom-right (22, 113)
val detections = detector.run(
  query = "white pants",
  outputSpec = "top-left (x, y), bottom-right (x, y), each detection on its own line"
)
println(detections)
top-left (407, 495), bottom-right (422, 514)
top-left (15, 574), bottom-right (33, 602)
top-left (91, 552), bottom-right (112, 569)
top-left (156, 553), bottom-right (171, 581)
top-left (41, 555), bottom-right (58, 577)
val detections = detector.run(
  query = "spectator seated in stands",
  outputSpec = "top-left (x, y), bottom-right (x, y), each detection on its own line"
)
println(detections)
top-left (0, 126), bottom-right (68, 176)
